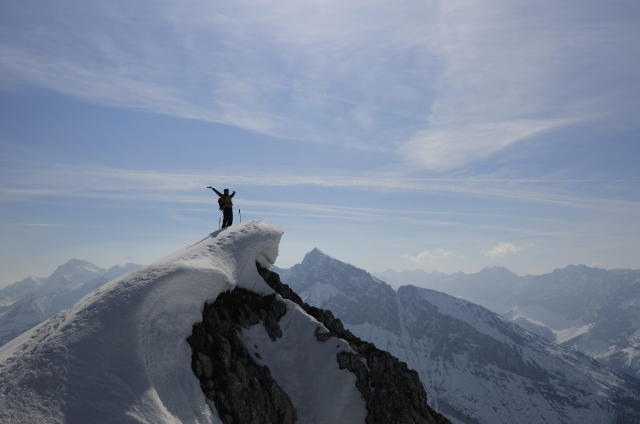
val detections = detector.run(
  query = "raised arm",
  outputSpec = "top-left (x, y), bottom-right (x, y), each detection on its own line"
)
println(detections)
top-left (207, 187), bottom-right (223, 197)
top-left (230, 191), bottom-right (236, 198)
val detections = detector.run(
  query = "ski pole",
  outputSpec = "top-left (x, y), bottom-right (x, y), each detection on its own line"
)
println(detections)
top-left (219, 218), bottom-right (221, 230)
top-left (239, 209), bottom-right (241, 223)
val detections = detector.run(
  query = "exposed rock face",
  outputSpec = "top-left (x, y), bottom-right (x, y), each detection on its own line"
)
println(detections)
top-left (256, 263), bottom-right (451, 424)
top-left (187, 288), bottom-right (297, 424)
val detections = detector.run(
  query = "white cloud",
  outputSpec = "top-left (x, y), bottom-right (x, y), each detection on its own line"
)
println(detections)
top-left (484, 242), bottom-right (523, 258)
top-left (403, 248), bottom-right (453, 262)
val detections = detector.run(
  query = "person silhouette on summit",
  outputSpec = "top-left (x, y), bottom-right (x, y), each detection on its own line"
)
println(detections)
top-left (207, 187), bottom-right (235, 228)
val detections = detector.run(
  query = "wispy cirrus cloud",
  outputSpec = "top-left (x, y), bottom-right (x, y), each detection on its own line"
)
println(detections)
top-left (2, 162), bottom-right (640, 215)
top-left (3, 1), bottom-right (636, 170)
top-left (401, 119), bottom-right (575, 170)
top-left (0, 0), bottom-right (434, 149)
top-left (400, 0), bottom-right (640, 169)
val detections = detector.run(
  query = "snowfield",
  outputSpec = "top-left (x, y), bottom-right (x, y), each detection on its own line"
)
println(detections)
top-left (0, 221), bottom-right (364, 423)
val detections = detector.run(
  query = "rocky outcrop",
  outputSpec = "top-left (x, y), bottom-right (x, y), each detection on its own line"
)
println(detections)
top-left (256, 263), bottom-right (451, 424)
top-left (187, 288), bottom-right (297, 424)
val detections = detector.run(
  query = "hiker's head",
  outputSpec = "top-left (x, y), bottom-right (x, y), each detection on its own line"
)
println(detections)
top-left (224, 189), bottom-right (229, 195)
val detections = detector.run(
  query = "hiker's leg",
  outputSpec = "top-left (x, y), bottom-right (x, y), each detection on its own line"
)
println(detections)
top-left (223, 208), bottom-right (233, 227)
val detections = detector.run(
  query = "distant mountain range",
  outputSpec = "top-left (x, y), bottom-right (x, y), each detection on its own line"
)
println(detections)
top-left (0, 259), bottom-right (142, 346)
top-left (375, 265), bottom-right (640, 381)
top-left (275, 249), bottom-right (640, 424)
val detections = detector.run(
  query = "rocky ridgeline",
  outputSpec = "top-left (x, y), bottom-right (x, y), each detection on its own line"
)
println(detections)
top-left (187, 262), bottom-right (451, 424)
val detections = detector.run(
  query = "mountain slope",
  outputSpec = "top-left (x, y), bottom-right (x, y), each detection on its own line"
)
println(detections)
top-left (278, 250), bottom-right (640, 424)
top-left (376, 265), bottom-right (640, 381)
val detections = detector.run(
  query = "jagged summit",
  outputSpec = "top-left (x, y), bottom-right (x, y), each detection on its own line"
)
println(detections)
top-left (299, 247), bottom-right (344, 268)
top-left (296, 247), bottom-right (376, 281)
top-left (304, 247), bottom-right (330, 258)
top-left (476, 265), bottom-right (518, 277)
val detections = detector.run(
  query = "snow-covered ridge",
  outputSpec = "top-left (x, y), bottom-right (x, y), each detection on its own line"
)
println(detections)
top-left (0, 220), bottom-right (282, 423)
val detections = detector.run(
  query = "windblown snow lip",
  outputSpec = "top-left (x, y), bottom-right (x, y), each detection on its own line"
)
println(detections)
top-left (0, 220), bottom-right (283, 424)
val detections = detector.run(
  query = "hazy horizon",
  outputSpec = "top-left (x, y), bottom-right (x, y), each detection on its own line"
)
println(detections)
top-left (4, 249), bottom-right (639, 291)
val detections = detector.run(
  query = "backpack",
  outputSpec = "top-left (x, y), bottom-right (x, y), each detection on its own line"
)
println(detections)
top-left (218, 198), bottom-right (224, 211)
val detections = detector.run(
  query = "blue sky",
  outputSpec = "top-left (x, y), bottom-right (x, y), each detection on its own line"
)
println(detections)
top-left (1, 0), bottom-right (640, 287)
